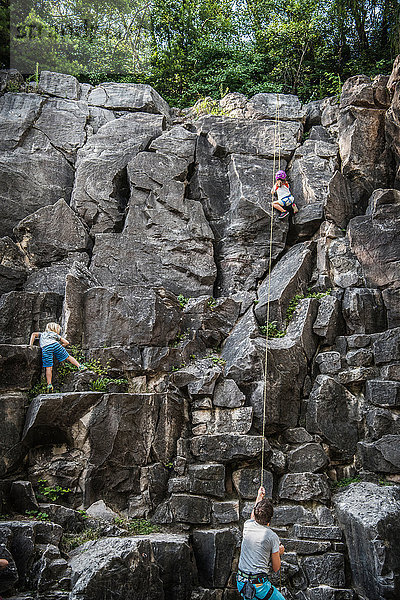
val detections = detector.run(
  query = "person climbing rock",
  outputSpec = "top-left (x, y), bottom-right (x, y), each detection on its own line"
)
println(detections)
top-left (271, 170), bottom-right (298, 219)
top-left (29, 322), bottom-right (86, 392)
top-left (237, 486), bottom-right (286, 600)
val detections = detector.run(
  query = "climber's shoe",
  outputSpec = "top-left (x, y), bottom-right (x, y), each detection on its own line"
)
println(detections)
top-left (78, 365), bottom-right (87, 372)
top-left (278, 210), bottom-right (289, 219)
top-left (46, 384), bottom-right (54, 393)
top-left (292, 203), bottom-right (299, 214)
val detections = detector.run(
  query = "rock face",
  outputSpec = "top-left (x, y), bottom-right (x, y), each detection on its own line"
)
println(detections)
top-left (334, 483), bottom-right (400, 600)
top-left (1, 64), bottom-right (400, 600)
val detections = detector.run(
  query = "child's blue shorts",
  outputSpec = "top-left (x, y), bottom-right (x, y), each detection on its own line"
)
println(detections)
top-left (41, 342), bottom-right (69, 368)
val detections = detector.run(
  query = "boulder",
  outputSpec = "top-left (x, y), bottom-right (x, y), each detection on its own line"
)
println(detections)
top-left (315, 351), bottom-right (342, 374)
top-left (88, 83), bottom-right (171, 117)
top-left (90, 183), bottom-right (216, 296)
top-left (0, 392), bottom-right (27, 474)
top-left (0, 93), bottom-right (44, 151)
top-left (333, 482), bottom-right (400, 600)
top-left (284, 428), bottom-right (313, 444)
top-left (71, 112), bottom-right (165, 233)
top-left (278, 473), bottom-right (331, 502)
top-left (342, 288), bottom-right (386, 334)
top-left (232, 467), bottom-right (273, 499)
top-left (250, 299), bottom-right (319, 434)
top-left (169, 494), bottom-right (211, 524)
top-left (347, 189), bottom-right (400, 288)
top-left (212, 501), bottom-right (240, 524)
top-left (327, 237), bottom-right (365, 289)
top-left (172, 359), bottom-right (221, 396)
top-left (372, 327), bottom-right (400, 364)
top-left (301, 553), bottom-right (345, 588)
top-left (357, 435), bottom-right (400, 473)
top-left (190, 434), bottom-right (264, 463)
top-left (338, 105), bottom-right (392, 206)
top-left (35, 97), bottom-right (88, 158)
top-left (86, 500), bottom-right (119, 522)
top-left (309, 125), bottom-right (333, 143)
top-left (82, 393), bottom-right (185, 509)
top-left (82, 286), bottom-right (181, 349)
top-left (340, 75), bottom-right (390, 109)
top-left (270, 505), bottom-right (317, 527)
top-left (0, 291), bottom-right (63, 345)
top-left (306, 375), bottom-right (360, 460)
top-left (245, 92), bottom-right (306, 121)
top-left (0, 237), bottom-right (27, 295)
top-left (9, 481), bottom-right (38, 513)
top-left (255, 241), bottom-right (315, 328)
top-left (287, 443), bottom-right (329, 473)
top-left (365, 408), bottom-right (400, 441)
top-left (192, 406), bottom-right (253, 436)
top-left (288, 140), bottom-right (338, 239)
top-left (345, 348), bottom-right (373, 367)
top-left (192, 528), bottom-right (237, 588)
top-left (38, 71), bottom-right (80, 100)
top-left (0, 346), bottom-right (41, 392)
top-left (23, 254), bottom-right (89, 296)
top-left (382, 287), bottom-right (400, 329)
top-left (0, 127), bottom-right (75, 237)
top-left (386, 56), bottom-right (400, 186)
top-left (14, 199), bottom-right (90, 268)
top-left (325, 170), bottom-right (354, 229)
top-left (150, 533), bottom-right (194, 600)
top-left (197, 116), bottom-right (301, 160)
top-left (212, 378), bottom-right (245, 408)
top-left (313, 296), bottom-right (344, 345)
top-left (188, 464), bottom-right (226, 498)
top-left (69, 537), bottom-right (164, 600)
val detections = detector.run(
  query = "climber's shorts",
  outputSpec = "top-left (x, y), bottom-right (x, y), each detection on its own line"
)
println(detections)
top-left (237, 575), bottom-right (286, 600)
top-left (276, 194), bottom-right (294, 208)
top-left (41, 342), bottom-right (69, 367)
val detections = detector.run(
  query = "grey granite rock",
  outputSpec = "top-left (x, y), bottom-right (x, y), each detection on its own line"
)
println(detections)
top-left (232, 467), bottom-right (273, 499)
top-left (287, 443), bottom-right (329, 473)
top-left (191, 434), bottom-right (264, 463)
top-left (0, 291), bottom-right (63, 345)
top-left (357, 435), bottom-right (400, 473)
top-left (342, 288), bottom-right (386, 334)
top-left (188, 464), bottom-right (225, 498)
top-left (71, 112), bottom-right (165, 233)
top-left (278, 473), bottom-right (331, 502)
top-left (39, 71), bottom-right (80, 100)
top-left (88, 83), bottom-right (171, 117)
top-left (0, 346), bottom-right (41, 392)
top-left (14, 199), bottom-right (90, 268)
top-left (192, 528), bottom-right (237, 588)
top-left (82, 286), bottom-right (181, 349)
top-left (0, 237), bottom-right (27, 295)
top-left (307, 375), bottom-right (360, 460)
top-left (333, 482), bottom-right (400, 600)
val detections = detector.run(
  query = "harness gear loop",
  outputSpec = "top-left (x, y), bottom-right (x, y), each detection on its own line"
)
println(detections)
top-left (260, 93), bottom-right (280, 487)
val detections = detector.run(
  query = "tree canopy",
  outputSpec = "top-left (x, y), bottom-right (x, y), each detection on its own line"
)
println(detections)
top-left (2, 0), bottom-right (399, 105)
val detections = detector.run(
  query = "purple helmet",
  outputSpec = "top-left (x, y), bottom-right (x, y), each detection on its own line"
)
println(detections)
top-left (275, 170), bottom-right (287, 181)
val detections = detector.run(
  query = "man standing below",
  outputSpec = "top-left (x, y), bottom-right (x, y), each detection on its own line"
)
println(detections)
top-left (237, 486), bottom-right (286, 600)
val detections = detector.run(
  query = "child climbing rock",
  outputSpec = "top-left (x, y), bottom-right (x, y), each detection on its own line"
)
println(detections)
top-left (271, 170), bottom-right (298, 219)
top-left (29, 322), bottom-right (86, 393)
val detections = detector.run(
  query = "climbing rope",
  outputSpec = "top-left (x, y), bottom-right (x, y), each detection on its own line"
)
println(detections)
top-left (260, 94), bottom-right (281, 486)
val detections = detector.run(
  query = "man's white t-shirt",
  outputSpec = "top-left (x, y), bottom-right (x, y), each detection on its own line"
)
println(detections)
top-left (238, 519), bottom-right (280, 574)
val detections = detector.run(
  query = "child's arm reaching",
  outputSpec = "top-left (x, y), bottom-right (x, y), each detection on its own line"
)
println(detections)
top-left (60, 337), bottom-right (69, 347)
top-left (29, 332), bottom-right (39, 346)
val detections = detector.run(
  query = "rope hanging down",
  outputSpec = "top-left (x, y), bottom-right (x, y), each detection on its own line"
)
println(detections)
top-left (260, 94), bottom-right (281, 486)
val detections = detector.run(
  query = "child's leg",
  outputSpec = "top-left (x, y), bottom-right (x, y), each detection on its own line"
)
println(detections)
top-left (272, 201), bottom-right (285, 213)
top-left (66, 355), bottom-right (81, 368)
top-left (45, 366), bottom-right (53, 385)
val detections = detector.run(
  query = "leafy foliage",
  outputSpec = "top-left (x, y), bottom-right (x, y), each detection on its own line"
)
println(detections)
top-left (61, 527), bottom-right (102, 552)
top-left (37, 479), bottom-right (71, 502)
top-left (331, 476), bottom-right (361, 490)
top-left (90, 377), bottom-right (128, 392)
top-left (113, 517), bottom-right (160, 534)
top-left (259, 321), bottom-right (286, 338)
top-left (286, 289), bottom-right (331, 322)
top-left (2, 0), bottom-right (398, 105)
top-left (25, 510), bottom-right (50, 521)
